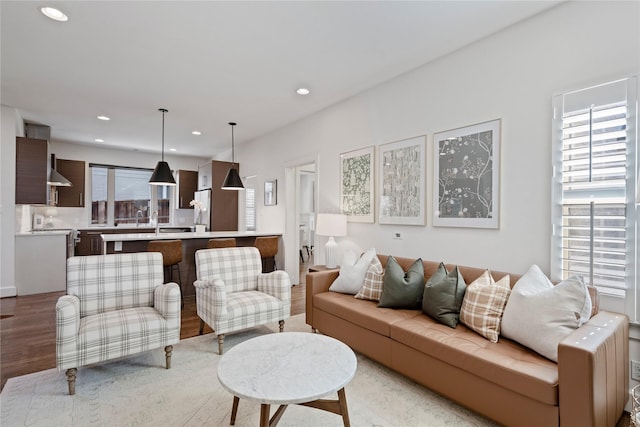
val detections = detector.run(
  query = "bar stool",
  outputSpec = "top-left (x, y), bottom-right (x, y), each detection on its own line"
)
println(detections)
top-left (254, 236), bottom-right (279, 273)
top-left (206, 238), bottom-right (236, 249)
top-left (148, 239), bottom-right (183, 307)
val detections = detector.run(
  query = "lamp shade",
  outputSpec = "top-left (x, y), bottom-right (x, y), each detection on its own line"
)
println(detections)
top-left (149, 108), bottom-right (176, 186)
top-left (221, 122), bottom-right (244, 190)
top-left (315, 213), bottom-right (347, 237)
top-left (149, 161), bottom-right (176, 186)
top-left (221, 167), bottom-right (244, 190)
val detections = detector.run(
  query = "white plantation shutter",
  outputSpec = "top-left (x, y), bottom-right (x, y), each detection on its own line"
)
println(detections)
top-left (245, 188), bottom-right (256, 231)
top-left (552, 77), bottom-right (637, 299)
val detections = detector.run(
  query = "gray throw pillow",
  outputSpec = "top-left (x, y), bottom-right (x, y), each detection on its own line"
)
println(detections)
top-left (377, 257), bottom-right (425, 309)
top-left (422, 263), bottom-right (467, 328)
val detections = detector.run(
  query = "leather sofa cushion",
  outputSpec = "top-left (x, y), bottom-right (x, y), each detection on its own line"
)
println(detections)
top-left (391, 315), bottom-right (559, 405)
top-left (313, 292), bottom-right (421, 336)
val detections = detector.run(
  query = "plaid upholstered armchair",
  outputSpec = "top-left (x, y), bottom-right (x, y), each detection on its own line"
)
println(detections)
top-left (194, 246), bottom-right (291, 354)
top-left (56, 252), bottom-right (181, 395)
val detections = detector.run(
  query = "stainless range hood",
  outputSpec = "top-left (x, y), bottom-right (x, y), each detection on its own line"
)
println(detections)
top-left (25, 123), bottom-right (73, 187)
top-left (48, 167), bottom-right (72, 187)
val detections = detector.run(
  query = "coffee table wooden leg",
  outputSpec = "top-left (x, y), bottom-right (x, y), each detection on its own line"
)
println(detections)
top-left (260, 404), bottom-right (270, 427)
top-left (230, 396), bottom-right (239, 425)
top-left (269, 405), bottom-right (288, 426)
top-left (338, 388), bottom-right (351, 427)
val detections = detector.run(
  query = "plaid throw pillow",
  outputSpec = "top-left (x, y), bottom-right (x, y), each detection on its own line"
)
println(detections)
top-left (354, 257), bottom-right (384, 301)
top-left (460, 270), bottom-right (511, 343)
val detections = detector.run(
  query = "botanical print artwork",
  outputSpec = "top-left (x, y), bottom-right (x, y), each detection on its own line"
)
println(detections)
top-left (340, 146), bottom-right (375, 223)
top-left (379, 136), bottom-right (425, 225)
top-left (438, 130), bottom-right (493, 219)
top-left (433, 119), bottom-right (500, 228)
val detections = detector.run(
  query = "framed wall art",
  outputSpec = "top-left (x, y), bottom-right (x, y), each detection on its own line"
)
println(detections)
top-left (433, 119), bottom-right (500, 228)
top-left (264, 179), bottom-right (277, 206)
top-left (340, 146), bottom-right (375, 223)
top-left (378, 136), bottom-right (426, 225)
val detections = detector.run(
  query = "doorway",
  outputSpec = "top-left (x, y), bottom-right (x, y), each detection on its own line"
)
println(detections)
top-left (297, 164), bottom-right (316, 278)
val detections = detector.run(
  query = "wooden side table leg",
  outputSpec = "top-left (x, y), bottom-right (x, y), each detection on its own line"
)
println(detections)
top-left (260, 404), bottom-right (270, 427)
top-left (230, 396), bottom-right (239, 425)
top-left (338, 388), bottom-right (351, 427)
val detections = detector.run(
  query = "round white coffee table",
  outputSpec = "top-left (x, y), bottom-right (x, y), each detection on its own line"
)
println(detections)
top-left (217, 332), bottom-right (357, 427)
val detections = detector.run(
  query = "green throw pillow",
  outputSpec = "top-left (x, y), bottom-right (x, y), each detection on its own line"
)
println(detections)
top-left (422, 263), bottom-right (467, 328)
top-left (377, 257), bottom-right (425, 309)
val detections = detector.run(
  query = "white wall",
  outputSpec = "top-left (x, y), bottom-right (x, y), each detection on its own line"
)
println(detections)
top-left (0, 105), bottom-right (21, 296)
top-left (239, 2), bottom-right (639, 291)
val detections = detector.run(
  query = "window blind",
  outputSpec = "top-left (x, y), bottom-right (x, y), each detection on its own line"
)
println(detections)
top-left (552, 77), bottom-right (637, 298)
top-left (245, 188), bottom-right (256, 231)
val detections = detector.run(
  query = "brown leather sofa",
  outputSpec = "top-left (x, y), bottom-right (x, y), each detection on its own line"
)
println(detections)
top-left (305, 255), bottom-right (629, 427)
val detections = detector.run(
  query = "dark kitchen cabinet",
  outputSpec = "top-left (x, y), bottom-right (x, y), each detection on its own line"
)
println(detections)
top-left (75, 228), bottom-right (156, 255)
top-left (210, 160), bottom-right (238, 231)
top-left (56, 159), bottom-right (86, 207)
top-left (15, 137), bottom-right (48, 205)
top-left (75, 230), bottom-right (111, 255)
top-left (176, 169), bottom-right (198, 209)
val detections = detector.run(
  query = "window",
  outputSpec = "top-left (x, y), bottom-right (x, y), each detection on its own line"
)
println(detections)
top-left (90, 164), bottom-right (173, 226)
top-left (245, 176), bottom-right (256, 231)
top-left (552, 77), bottom-right (637, 304)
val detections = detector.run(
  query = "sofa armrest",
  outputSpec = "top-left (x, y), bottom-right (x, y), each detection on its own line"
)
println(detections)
top-left (558, 310), bottom-right (629, 427)
top-left (154, 282), bottom-right (181, 330)
top-left (305, 270), bottom-right (339, 328)
top-left (193, 278), bottom-right (228, 321)
top-left (56, 295), bottom-right (80, 370)
top-left (257, 271), bottom-right (291, 304)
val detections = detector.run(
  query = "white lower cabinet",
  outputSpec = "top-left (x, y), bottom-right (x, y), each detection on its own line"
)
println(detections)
top-left (15, 232), bottom-right (68, 295)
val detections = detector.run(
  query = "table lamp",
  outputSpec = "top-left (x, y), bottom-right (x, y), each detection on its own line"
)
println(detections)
top-left (315, 213), bottom-right (347, 268)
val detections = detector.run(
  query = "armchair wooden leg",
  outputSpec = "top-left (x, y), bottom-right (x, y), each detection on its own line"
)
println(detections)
top-left (66, 368), bottom-right (77, 395)
top-left (218, 334), bottom-right (225, 355)
top-left (199, 318), bottom-right (204, 335)
top-left (279, 320), bottom-right (285, 332)
top-left (165, 345), bottom-right (173, 369)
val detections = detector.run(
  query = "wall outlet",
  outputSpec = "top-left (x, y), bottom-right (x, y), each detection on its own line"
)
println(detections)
top-left (632, 361), bottom-right (640, 381)
top-left (393, 232), bottom-right (403, 240)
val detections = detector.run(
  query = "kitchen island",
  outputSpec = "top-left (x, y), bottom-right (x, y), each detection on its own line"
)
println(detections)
top-left (100, 231), bottom-right (282, 297)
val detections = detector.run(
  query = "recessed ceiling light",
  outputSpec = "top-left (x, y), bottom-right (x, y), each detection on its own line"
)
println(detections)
top-left (296, 88), bottom-right (310, 96)
top-left (169, 148), bottom-right (177, 152)
top-left (94, 138), bottom-right (104, 143)
top-left (40, 6), bottom-right (68, 22)
top-left (192, 131), bottom-right (202, 135)
top-left (97, 115), bottom-right (110, 121)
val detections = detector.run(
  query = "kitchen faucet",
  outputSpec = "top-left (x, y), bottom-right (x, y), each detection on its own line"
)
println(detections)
top-left (135, 210), bottom-right (143, 227)
top-left (151, 211), bottom-right (159, 235)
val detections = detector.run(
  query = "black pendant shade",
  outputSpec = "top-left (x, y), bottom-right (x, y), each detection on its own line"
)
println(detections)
top-left (149, 108), bottom-right (176, 186)
top-left (150, 161), bottom-right (175, 185)
top-left (221, 122), bottom-right (244, 190)
top-left (222, 167), bottom-right (244, 189)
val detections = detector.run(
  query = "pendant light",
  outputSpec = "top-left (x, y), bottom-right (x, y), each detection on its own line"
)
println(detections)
top-left (221, 122), bottom-right (244, 190)
top-left (149, 108), bottom-right (176, 186)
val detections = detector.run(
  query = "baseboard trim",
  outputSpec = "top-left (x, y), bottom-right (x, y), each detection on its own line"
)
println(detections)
top-left (0, 286), bottom-right (17, 298)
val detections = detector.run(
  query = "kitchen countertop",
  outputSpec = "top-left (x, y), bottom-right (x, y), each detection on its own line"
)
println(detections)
top-left (16, 229), bottom-right (73, 236)
top-left (101, 230), bottom-right (282, 242)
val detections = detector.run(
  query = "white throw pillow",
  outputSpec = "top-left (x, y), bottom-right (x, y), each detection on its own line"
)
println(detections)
top-left (501, 264), bottom-right (592, 362)
top-left (329, 248), bottom-right (377, 294)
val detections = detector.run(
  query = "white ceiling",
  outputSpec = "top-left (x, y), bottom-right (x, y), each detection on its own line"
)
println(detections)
top-left (1, 1), bottom-right (561, 158)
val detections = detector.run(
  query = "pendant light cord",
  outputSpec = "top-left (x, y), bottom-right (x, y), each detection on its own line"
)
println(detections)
top-left (160, 108), bottom-right (168, 162)
top-left (229, 122), bottom-right (237, 166)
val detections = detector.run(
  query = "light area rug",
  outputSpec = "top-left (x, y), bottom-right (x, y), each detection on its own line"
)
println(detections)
top-left (1, 314), bottom-right (496, 427)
